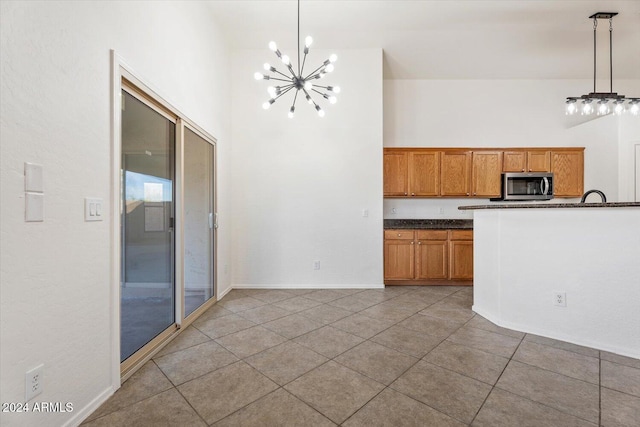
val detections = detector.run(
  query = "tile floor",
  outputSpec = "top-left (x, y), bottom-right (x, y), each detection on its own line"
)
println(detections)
top-left (84, 286), bottom-right (640, 426)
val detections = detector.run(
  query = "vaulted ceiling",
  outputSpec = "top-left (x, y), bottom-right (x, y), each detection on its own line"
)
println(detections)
top-left (207, 0), bottom-right (640, 80)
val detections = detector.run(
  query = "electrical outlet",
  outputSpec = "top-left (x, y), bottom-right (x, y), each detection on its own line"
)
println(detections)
top-left (553, 292), bottom-right (567, 307)
top-left (391, 208), bottom-right (397, 214)
top-left (25, 364), bottom-right (44, 401)
top-left (313, 261), bottom-right (320, 270)
top-left (438, 207), bottom-right (445, 215)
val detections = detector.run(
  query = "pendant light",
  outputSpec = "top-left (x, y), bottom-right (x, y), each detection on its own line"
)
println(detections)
top-left (254, 0), bottom-right (340, 118)
top-left (565, 12), bottom-right (639, 116)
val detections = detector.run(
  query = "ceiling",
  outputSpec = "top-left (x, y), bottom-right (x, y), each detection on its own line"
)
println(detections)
top-left (206, 0), bottom-right (640, 80)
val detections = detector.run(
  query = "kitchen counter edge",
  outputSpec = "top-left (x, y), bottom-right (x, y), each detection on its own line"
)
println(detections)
top-left (384, 219), bottom-right (473, 229)
top-left (458, 202), bottom-right (640, 210)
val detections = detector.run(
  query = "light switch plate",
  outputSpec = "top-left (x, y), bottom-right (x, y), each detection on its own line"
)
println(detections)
top-left (85, 198), bottom-right (104, 221)
top-left (24, 162), bottom-right (44, 193)
top-left (25, 193), bottom-right (44, 222)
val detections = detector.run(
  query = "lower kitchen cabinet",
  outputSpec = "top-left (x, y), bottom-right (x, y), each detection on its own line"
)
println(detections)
top-left (384, 229), bottom-right (473, 284)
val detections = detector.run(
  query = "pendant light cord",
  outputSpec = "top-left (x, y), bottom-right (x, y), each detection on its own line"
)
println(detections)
top-left (297, 0), bottom-right (301, 76)
top-left (593, 17), bottom-right (597, 93)
top-left (609, 18), bottom-right (613, 93)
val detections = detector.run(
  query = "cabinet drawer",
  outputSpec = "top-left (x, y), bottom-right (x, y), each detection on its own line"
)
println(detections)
top-left (384, 230), bottom-right (415, 240)
top-left (450, 230), bottom-right (473, 240)
top-left (416, 230), bottom-right (448, 240)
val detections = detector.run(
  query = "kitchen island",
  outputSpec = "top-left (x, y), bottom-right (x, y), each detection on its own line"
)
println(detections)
top-left (459, 202), bottom-right (640, 358)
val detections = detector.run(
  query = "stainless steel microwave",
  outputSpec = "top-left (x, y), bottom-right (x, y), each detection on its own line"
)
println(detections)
top-left (491, 172), bottom-right (554, 201)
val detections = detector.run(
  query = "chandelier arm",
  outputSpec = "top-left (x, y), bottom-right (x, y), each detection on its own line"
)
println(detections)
top-left (303, 64), bottom-right (327, 80)
top-left (311, 88), bottom-right (327, 97)
top-left (302, 88), bottom-right (318, 107)
top-left (272, 86), bottom-right (296, 102)
top-left (267, 77), bottom-right (296, 83)
top-left (300, 51), bottom-right (308, 78)
top-left (272, 69), bottom-right (292, 79)
top-left (291, 89), bottom-right (299, 109)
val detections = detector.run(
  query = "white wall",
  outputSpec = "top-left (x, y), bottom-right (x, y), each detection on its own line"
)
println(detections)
top-left (383, 79), bottom-right (640, 218)
top-left (0, 2), bottom-right (231, 426)
top-left (472, 207), bottom-right (640, 359)
top-left (230, 49), bottom-right (384, 288)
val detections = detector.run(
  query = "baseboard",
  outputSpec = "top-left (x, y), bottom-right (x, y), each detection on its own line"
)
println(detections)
top-left (63, 386), bottom-right (114, 427)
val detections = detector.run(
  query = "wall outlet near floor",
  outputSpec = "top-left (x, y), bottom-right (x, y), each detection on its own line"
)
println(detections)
top-left (553, 292), bottom-right (567, 307)
top-left (438, 207), bottom-right (445, 215)
top-left (313, 261), bottom-right (320, 270)
top-left (25, 364), bottom-right (44, 401)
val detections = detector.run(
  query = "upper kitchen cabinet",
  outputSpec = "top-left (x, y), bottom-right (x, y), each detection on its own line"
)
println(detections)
top-left (551, 149), bottom-right (584, 197)
top-left (471, 151), bottom-right (503, 198)
top-left (503, 150), bottom-right (551, 172)
top-left (383, 151), bottom-right (409, 196)
top-left (409, 151), bottom-right (440, 196)
top-left (440, 151), bottom-right (471, 197)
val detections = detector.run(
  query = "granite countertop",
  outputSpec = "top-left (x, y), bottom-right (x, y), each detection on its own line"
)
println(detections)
top-left (458, 202), bottom-right (640, 210)
top-left (384, 219), bottom-right (473, 229)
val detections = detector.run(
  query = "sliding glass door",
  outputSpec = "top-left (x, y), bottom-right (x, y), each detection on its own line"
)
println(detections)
top-left (120, 88), bottom-right (176, 363)
top-left (183, 127), bottom-right (215, 317)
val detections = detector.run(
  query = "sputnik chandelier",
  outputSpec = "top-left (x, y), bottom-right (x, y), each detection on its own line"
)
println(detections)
top-left (254, 0), bottom-right (340, 118)
top-left (566, 12), bottom-right (638, 117)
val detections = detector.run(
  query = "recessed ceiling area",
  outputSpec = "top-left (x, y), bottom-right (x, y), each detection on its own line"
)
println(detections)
top-left (206, 0), bottom-right (640, 80)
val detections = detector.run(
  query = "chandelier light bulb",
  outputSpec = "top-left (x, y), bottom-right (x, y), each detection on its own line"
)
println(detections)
top-left (581, 100), bottom-right (593, 115)
top-left (325, 64), bottom-right (335, 73)
top-left (262, 102), bottom-right (271, 110)
top-left (267, 86), bottom-right (276, 97)
top-left (304, 81), bottom-right (313, 91)
top-left (565, 100), bottom-right (577, 115)
top-left (268, 41), bottom-right (277, 52)
top-left (315, 105), bottom-right (325, 117)
top-left (329, 96), bottom-right (337, 104)
top-left (306, 94), bottom-right (313, 104)
top-left (332, 86), bottom-right (341, 94)
top-left (281, 55), bottom-right (290, 65)
top-left (254, 72), bottom-right (264, 80)
top-left (329, 54), bottom-right (337, 63)
top-left (597, 100), bottom-right (610, 115)
top-left (613, 101), bottom-right (625, 115)
top-left (630, 102), bottom-right (640, 116)
top-left (263, 63), bottom-right (271, 71)
top-left (305, 36), bottom-right (313, 48)
top-left (288, 106), bottom-right (295, 118)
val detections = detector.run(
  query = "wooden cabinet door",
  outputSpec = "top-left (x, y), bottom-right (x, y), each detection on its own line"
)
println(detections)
top-left (409, 151), bottom-right (440, 196)
top-left (527, 151), bottom-right (551, 172)
top-left (384, 152), bottom-right (409, 196)
top-left (449, 240), bottom-right (473, 280)
top-left (416, 239), bottom-right (448, 279)
top-left (471, 151), bottom-right (503, 197)
top-left (440, 151), bottom-right (471, 196)
top-left (551, 150), bottom-right (584, 197)
top-left (503, 151), bottom-right (526, 172)
top-left (384, 240), bottom-right (415, 280)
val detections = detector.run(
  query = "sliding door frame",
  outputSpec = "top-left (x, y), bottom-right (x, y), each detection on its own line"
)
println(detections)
top-left (110, 51), bottom-right (218, 386)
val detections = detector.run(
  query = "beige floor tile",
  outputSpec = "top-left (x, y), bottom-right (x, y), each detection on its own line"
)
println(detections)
top-left (379, 295), bottom-right (429, 312)
top-left (524, 333), bottom-right (599, 358)
top-left (215, 325), bottom-right (287, 358)
top-left (245, 341), bottom-right (328, 385)
top-left (447, 325), bottom-right (521, 358)
top-left (602, 360), bottom-right (640, 397)
top-left (465, 315), bottom-right (525, 339)
top-left (601, 351), bottom-right (640, 369)
top-left (390, 360), bottom-right (492, 424)
top-left (282, 288), bottom-right (315, 296)
top-left (178, 361), bottom-right (278, 424)
top-left (217, 296), bottom-right (266, 313)
top-left (191, 304), bottom-right (234, 326)
top-left (328, 294), bottom-right (383, 312)
top-left (496, 360), bottom-right (599, 424)
top-left (273, 296), bottom-right (322, 312)
top-left (472, 388), bottom-right (597, 427)
top-left (83, 389), bottom-right (206, 427)
top-left (262, 313), bottom-right (324, 338)
top-left (359, 303), bottom-right (422, 323)
top-left (193, 313), bottom-right (255, 339)
top-left (398, 313), bottom-right (465, 339)
top-left (284, 361), bottom-right (385, 424)
top-left (154, 340), bottom-right (238, 385)
top-left (343, 388), bottom-right (465, 427)
top-left (513, 340), bottom-right (599, 384)
top-left (371, 325), bottom-right (443, 358)
top-left (335, 341), bottom-right (418, 385)
top-left (331, 313), bottom-right (395, 339)
top-left (213, 389), bottom-right (336, 426)
top-left (247, 289), bottom-right (294, 303)
top-left (601, 387), bottom-right (640, 427)
top-left (418, 300), bottom-right (476, 323)
top-left (300, 303), bottom-right (353, 324)
top-left (237, 304), bottom-right (291, 324)
top-left (294, 326), bottom-right (365, 358)
top-left (445, 292), bottom-right (473, 308)
top-left (425, 341), bottom-right (509, 385)
top-left (304, 289), bottom-right (350, 303)
top-left (154, 326), bottom-right (211, 358)
top-left (85, 361), bottom-right (173, 422)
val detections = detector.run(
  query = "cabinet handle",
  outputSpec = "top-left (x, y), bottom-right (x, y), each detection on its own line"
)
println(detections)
top-left (417, 241), bottom-right (421, 245)
top-left (522, 168), bottom-right (525, 172)
top-left (397, 233), bottom-right (402, 237)
top-left (473, 192), bottom-right (476, 196)
top-left (404, 192), bottom-right (408, 196)
top-left (411, 193), bottom-right (415, 196)
top-left (466, 192), bottom-right (470, 196)
top-left (411, 241), bottom-right (414, 245)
